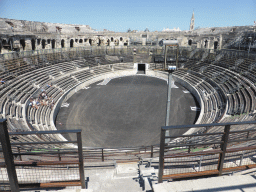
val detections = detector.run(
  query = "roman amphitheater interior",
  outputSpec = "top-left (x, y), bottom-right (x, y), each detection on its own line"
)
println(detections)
top-left (0, 15), bottom-right (256, 192)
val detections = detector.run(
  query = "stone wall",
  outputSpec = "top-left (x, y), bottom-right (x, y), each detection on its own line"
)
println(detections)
top-left (0, 18), bottom-right (255, 54)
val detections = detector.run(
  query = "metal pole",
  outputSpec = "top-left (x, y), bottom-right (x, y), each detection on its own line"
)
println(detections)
top-left (150, 145), bottom-right (153, 158)
top-left (101, 148), bottom-right (104, 162)
top-left (77, 132), bottom-right (86, 189)
top-left (217, 125), bottom-right (230, 176)
top-left (158, 128), bottom-right (166, 183)
top-left (17, 147), bottom-right (22, 161)
top-left (0, 119), bottom-right (20, 192)
top-left (176, 45), bottom-right (179, 69)
top-left (165, 73), bottom-right (172, 142)
top-left (164, 45), bottom-right (167, 69)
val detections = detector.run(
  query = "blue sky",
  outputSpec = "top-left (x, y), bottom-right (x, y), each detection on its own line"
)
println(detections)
top-left (0, 0), bottom-right (255, 32)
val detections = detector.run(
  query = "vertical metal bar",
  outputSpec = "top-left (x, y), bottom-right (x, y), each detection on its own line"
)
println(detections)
top-left (247, 131), bottom-right (250, 139)
top-left (17, 147), bottom-right (22, 161)
top-left (151, 145), bottom-right (153, 158)
top-left (165, 73), bottom-right (172, 143)
top-left (176, 45), bottom-right (179, 69)
top-left (0, 119), bottom-right (20, 192)
top-left (164, 45), bottom-right (167, 69)
top-left (58, 149), bottom-right (61, 161)
top-left (239, 153), bottom-right (244, 166)
top-left (158, 128), bottom-right (166, 183)
top-left (217, 125), bottom-right (230, 176)
top-left (199, 156), bottom-right (202, 171)
top-left (101, 148), bottom-right (104, 162)
top-left (77, 132), bottom-right (85, 189)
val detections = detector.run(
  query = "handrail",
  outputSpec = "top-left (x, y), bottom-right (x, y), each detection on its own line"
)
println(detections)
top-left (162, 120), bottom-right (256, 130)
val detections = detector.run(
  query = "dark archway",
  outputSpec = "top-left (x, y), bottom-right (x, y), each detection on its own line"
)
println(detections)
top-left (98, 39), bottom-right (101, 46)
top-left (70, 39), bottom-right (74, 48)
top-left (31, 39), bottom-right (36, 50)
top-left (115, 39), bottom-right (119, 46)
top-left (20, 39), bottom-right (25, 50)
top-left (75, 39), bottom-right (78, 43)
top-left (204, 40), bottom-right (208, 48)
top-left (37, 39), bottom-right (41, 45)
top-left (107, 39), bottom-right (110, 46)
top-left (42, 39), bottom-right (46, 49)
top-left (111, 37), bottom-right (114, 42)
top-left (188, 39), bottom-right (192, 46)
top-left (214, 41), bottom-right (218, 50)
top-left (47, 39), bottom-right (51, 44)
top-left (89, 39), bottom-right (92, 45)
top-left (79, 39), bottom-right (83, 43)
top-left (61, 39), bottom-right (65, 48)
top-left (120, 37), bottom-right (123, 41)
top-left (51, 39), bottom-right (55, 49)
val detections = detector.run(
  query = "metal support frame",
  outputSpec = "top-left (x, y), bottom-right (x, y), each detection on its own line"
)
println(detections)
top-left (158, 128), bottom-right (166, 183)
top-left (165, 73), bottom-right (172, 142)
top-left (0, 119), bottom-right (20, 192)
top-left (217, 125), bottom-right (230, 175)
top-left (77, 132), bottom-right (86, 189)
top-left (158, 120), bottom-right (256, 183)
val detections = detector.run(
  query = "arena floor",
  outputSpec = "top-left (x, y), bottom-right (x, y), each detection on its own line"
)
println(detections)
top-left (55, 75), bottom-right (199, 148)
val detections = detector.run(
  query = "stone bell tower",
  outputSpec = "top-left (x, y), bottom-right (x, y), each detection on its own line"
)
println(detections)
top-left (189, 11), bottom-right (195, 31)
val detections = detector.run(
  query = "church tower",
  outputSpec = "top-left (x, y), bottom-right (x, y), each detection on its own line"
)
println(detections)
top-left (189, 11), bottom-right (195, 31)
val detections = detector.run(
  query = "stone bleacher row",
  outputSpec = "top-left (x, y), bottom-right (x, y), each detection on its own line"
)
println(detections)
top-left (0, 52), bottom-right (133, 145)
top-left (1, 48), bottom-right (256, 150)
top-left (172, 52), bottom-right (256, 146)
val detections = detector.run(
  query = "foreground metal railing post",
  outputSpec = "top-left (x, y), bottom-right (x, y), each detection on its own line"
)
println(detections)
top-left (0, 119), bottom-right (20, 192)
top-left (101, 148), bottom-right (104, 162)
top-left (217, 124), bottom-right (230, 176)
top-left (158, 128), bottom-right (166, 183)
top-left (77, 132), bottom-right (86, 189)
top-left (151, 145), bottom-right (153, 158)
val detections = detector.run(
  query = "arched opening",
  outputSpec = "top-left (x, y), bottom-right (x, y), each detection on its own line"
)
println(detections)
top-left (204, 40), bottom-right (208, 48)
top-left (84, 39), bottom-right (87, 42)
top-left (75, 39), bottom-right (78, 43)
top-left (8, 39), bottom-right (13, 50)
top-left (37, 39), bottom-right (41, 45)
top-left (89, 39), bottom-right (92, 45)
top-left (47, 39), bottom-right (51, 44)
top-left (114, 39), bottom-right (119, 46)
top-left (214, 41), bottom-right (218, 50)
top-left (79, 39), bottom-right (83, 43)
top-left (188, 39), bottom-right (192, 46)
top-left (61, 39), bottom-right (65, 48)
top-left (20, 39), bottom-right (25, 50)
top-left (98, 39), bottom-right (101, 46)
top-left (51, 39), bottom-right (55, 49)
top-left (111, 37), bottom-right (114, 42)
top-left (42, 39), bottom-right (46, 49)
top-left (31, 39), bottom-right (36, 50)
top-left (120, 37), bottom-right (123, 41)
top-left (107, 39), bottom-right (110, 46)
top-left (70, 39), bottom-right (74, 48)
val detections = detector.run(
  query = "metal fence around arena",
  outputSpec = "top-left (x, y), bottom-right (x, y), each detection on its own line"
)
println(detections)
top-left (158, 120), bottom-right (256, 183)
top-left (0, 119), bottom-right (85, 192)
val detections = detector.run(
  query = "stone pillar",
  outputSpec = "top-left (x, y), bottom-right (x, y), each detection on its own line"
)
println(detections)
top-left (219, 34), bottom-right (223, 49)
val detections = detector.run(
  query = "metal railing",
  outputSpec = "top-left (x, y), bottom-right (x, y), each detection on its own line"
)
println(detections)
top-left (0, 119), bottom-right (85, 191)
top-left (158, 120), bottom-right (256, 183)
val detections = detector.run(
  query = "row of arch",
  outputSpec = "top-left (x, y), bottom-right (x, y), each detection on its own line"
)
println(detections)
top-left (30, 37), bottom-right (128, 50)
top-left (188, 39), bottom-right (219, 49)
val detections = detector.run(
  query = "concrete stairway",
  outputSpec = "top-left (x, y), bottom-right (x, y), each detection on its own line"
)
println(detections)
top-left (28, 161), bottom-right (156, 192)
